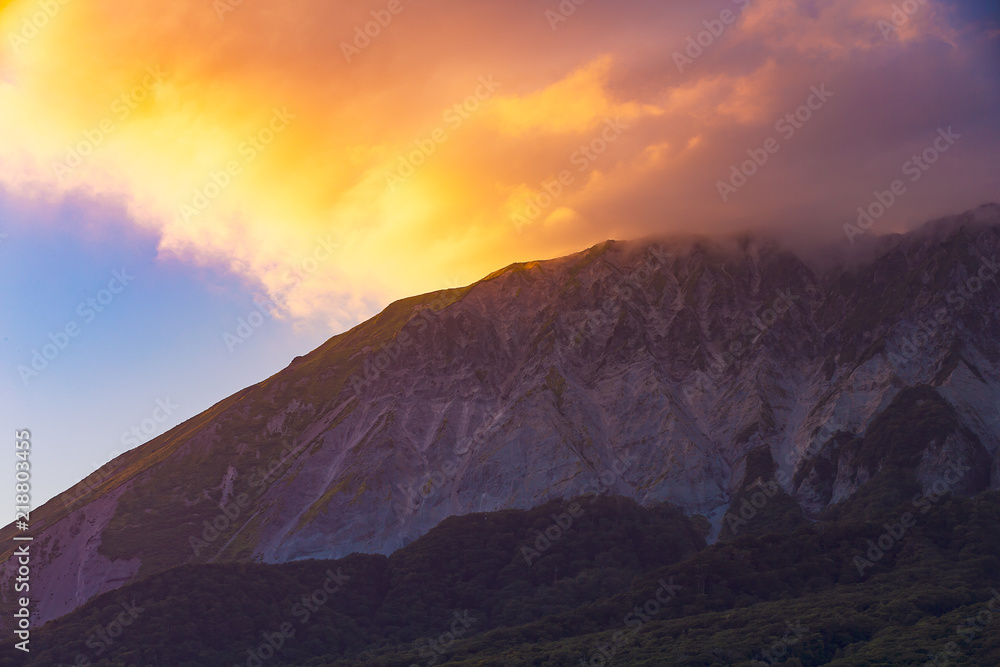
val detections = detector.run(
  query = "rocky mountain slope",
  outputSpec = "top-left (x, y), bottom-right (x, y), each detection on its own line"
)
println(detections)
top-left (3, 204), bottom-right (999, 629)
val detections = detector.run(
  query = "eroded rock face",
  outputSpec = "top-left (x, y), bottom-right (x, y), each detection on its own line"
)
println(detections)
top-left (4, 204), bottom-right (1000, 629)
top-left (0, 486), bottom-right (141, 627)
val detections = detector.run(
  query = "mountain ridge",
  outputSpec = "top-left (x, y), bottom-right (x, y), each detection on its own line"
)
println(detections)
top-left (3, 204), bottom-right (1000, 630)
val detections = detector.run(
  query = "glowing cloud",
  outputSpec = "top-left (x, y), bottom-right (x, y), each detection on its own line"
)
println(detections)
top-left (0, 0), bottom-right (995, 328)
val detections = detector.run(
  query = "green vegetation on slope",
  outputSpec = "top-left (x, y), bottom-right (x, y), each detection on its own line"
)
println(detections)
top-left (3, 473), bottom-right (1000, 666)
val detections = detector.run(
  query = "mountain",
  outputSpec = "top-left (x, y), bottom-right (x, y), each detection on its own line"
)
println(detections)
top-left (3, 203), bottom-right (999, 631)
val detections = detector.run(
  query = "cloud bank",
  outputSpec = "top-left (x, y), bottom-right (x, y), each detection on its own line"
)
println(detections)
top-left (1, 0), bottom-right (997, 326)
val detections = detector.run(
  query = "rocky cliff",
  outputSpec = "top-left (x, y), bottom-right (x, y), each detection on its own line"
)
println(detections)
top-left (3, 204), bottom-right (999, 628)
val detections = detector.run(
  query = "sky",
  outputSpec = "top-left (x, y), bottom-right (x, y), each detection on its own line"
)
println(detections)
top-left (0, 0), bottom-right (998, 507)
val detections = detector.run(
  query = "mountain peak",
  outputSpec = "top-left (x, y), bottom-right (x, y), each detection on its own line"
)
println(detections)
top-left (3, 209), bottom-right (1000, 630)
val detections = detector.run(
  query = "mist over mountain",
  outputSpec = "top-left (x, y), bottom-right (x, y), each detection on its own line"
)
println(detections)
top-left (2, 204), bottom-right (999, 634)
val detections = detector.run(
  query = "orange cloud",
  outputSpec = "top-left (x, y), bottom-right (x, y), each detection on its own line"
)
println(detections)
top-left (0, 0), bottom-right (993, 330)
top-left (491, 56), bottom-right (661, 134)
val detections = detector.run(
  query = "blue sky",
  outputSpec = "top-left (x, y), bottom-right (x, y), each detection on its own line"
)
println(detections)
top-left (0, 190), bottom-right (338, 507)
